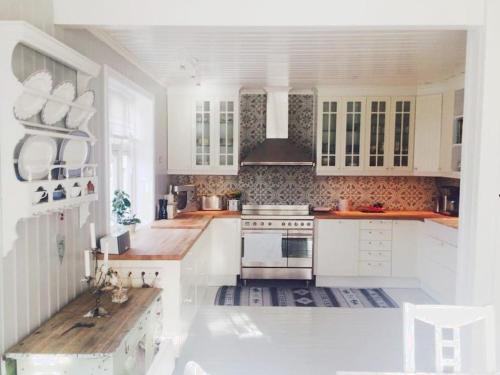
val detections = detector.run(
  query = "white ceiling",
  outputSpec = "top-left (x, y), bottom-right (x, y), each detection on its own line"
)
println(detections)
top-left (97, 27), bottom-right (466, 88)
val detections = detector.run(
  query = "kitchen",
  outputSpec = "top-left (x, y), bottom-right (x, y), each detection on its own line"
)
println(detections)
top-left (1, 1), bottom-right (500, 375)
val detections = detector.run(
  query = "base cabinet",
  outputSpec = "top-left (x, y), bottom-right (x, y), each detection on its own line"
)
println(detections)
top-left (392, 220), bottom-right (420, 277)
top-left (315, 219), bottom-right (422, 287)
top-left (208, 218), bottom-right (241, 285)
top-left (418, 220), bottom-right (458, 304)
top-left (315, 220), bottom-right (359, 277)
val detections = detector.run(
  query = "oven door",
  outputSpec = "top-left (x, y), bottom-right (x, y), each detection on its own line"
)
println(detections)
top-left (241, 230), bottom-right (287, 267)
top-left (286, 230), bottom-right (313, 268)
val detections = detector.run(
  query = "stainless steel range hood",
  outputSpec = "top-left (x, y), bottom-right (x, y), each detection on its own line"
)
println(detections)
top-left (240, 87), bottom-right (315, 166)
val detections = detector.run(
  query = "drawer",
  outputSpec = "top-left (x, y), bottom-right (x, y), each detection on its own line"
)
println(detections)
top-left (359, 240), bottom-right (392, 251)
top-left (359, 261), bottom-right (391, 277)
top-left (360, 220), bottom-right (393, 230)
top-left (360, 229), bottom-right (392, 241)
top-left (359, 250), bottom-right (391, 262)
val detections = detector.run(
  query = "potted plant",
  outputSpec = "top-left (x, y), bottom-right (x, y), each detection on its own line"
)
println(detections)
top-left (112, 190), bottom-right (141, 232)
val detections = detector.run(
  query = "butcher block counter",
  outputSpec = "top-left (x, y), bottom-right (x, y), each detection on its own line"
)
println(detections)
top-left (104, 211), bottom-right (240, 261)
top-left (5, 288), bottom-right (162, 375)
top-left (314, 210), bottom-right (447, 221)
top-left (427, 217), bottom-right (459, 229)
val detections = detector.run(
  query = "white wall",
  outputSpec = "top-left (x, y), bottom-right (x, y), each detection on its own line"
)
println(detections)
top-left (0, 0), bottom-right (169, 356)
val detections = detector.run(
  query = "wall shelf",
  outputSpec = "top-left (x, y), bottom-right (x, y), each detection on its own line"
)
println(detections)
top-left (0, 21), bottom-right (101, 258)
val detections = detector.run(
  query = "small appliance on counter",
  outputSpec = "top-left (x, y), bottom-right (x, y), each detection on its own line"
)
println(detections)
top-left (201, 195), bottom-right (224, 211)
top-left (226, 190), bottom-right (242, 211)
top-left (174, 184), bottom-right (198, 213)
top-left (99, 229), bottom-right (130, 255)
top-left (437, 185), bottom-right (460, 217)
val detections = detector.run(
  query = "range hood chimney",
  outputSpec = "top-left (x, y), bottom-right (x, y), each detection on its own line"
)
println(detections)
top-left (240, 87), bottom-right (315, 166)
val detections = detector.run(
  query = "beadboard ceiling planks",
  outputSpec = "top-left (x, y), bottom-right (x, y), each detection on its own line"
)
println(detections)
top-left (94, 27), bottom-right (466, 87)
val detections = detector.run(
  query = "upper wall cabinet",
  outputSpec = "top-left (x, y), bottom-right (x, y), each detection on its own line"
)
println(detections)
top-left (317, 94), bottom-right (415, 176)
top-left (168, 87), bottom-right (240, 175)
top-left (413, 94), bottom-right (443, 176)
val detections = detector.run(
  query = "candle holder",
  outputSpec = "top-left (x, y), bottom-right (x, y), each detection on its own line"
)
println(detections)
top-left (81, 248), bottom-right (110, 318)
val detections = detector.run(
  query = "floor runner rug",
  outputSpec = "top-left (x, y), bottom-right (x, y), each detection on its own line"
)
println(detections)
top-left (214, 286), bottom-right (398, 308)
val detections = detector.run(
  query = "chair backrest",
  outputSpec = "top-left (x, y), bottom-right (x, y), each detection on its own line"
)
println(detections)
top-left (403, 303), bottom-right (496, 373)
top-left (184, 361), bottom-right (210, 375)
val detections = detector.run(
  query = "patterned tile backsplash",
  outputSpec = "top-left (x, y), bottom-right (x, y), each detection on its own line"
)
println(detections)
top-left (170, 94), bottom-right (439, 210)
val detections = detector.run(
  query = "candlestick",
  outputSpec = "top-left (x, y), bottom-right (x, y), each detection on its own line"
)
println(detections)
top-left (84, 250), bottom-right (91, 277)
top-left (89, 222), bottom-right (96, 249)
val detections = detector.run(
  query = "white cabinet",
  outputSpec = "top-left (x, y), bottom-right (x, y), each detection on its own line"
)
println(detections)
top-left (392, 220), bottom-right (420, 278)
top-left (167, 86), bottom-right (239, 175)
top-left (413, 94), bottom-right (443, 175)
top-left (365, 97), bottom-right (391, 172)
top-left (315, 220), bottom-right (359, 276)
top-left (208, 218), bottom-right (241, 285)
top-left (388, 97), bottom-right (415, 173)
top-left (316, 94), bottom-right (415, 176)
top-left (418, 220), bottom-right (458, 304)
top-left (340, 97), bottom-right (366, 170)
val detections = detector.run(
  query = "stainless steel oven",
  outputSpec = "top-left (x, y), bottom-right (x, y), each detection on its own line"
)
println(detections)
top-left (240, 205), bottom-right (313, 280)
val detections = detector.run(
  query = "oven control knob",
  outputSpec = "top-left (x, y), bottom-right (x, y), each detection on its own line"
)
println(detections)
top-left (300, 222), bottom-right (304, 226)
top-left (282, 222), bottom-right (285, 226)
top-left (268, 222), bottom-right (272, 226)
top-left (260, 222), bottom-right (264, 226)
top-left (294, 222), bottom-right (298, 226)
top-left (252, 222), bottom-right (257, 226)
top-left (245, 221), bottom-right (250, 226)
top-left (288, 222), bottom-right (292, 226)
top-left (307, 222), bottom-right (311, 226)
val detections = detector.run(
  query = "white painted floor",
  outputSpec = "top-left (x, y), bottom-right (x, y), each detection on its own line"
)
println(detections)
top-left (173, 288), bottom-right (437, 374)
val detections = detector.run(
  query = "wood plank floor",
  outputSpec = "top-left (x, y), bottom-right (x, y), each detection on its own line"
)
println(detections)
top-left (173, 288), bottom-right (436, 374)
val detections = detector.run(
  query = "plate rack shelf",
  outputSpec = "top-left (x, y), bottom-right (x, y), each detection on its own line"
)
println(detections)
top-left (0, 21), bottom-right (101, 258)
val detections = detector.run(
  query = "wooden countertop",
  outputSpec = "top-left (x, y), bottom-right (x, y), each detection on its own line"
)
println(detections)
top-left (102, 211), bottom-right (240, 261)
top-left (427, 217), bottom-right (459, 229)
top-left (314, 210), bottom-right (447, 220)
top-left (6, 288), bottom-right (162, 356)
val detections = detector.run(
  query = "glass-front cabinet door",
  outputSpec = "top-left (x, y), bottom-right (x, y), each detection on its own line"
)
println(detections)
top-left (390, 97), bottom-right (415, 171)
top-left (218, 100), bottom-right (235, 167)
top-left (317, 99), bottom-right (340, 170)
top-left (341, 98), bottom-right (365, 169)
top-left (365, 97), bottom-right (390, 170)
top-left (195, 100), bottom-right (211, 166)
top-left (193, 96), bottom-right (239, 172)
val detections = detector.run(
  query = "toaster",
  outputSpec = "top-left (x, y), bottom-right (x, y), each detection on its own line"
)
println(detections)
top-left (99, 230), bottom-right (130, 255)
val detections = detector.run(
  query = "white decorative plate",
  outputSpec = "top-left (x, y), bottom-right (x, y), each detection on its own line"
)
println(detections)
top-left (14, 70), bottom-right (53, 120)
top-left (66, 90), bottom-right (95, 129)
top-left (17, 135), bottom-right (58, 181)
top-left (59, 130), bottom-right (90, 177)
top-left (41, 81), bottom-right (76, 125)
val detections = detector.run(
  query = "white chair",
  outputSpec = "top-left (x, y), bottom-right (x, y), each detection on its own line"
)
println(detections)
top-left (184, 361), bottom-right (210, 375)
top-left (403, 302), bottom-right (496, 373)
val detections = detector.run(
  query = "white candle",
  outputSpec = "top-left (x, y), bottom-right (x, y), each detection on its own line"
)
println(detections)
top-left (89, 222), bottom-right (96, 249)
top-left (84, 250), bottom-right (91, 278)
top-left (103, 241), bottom-right (109, 273)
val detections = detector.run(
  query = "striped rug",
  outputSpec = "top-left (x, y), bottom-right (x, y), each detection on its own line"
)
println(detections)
top-left (214, 286), bottom-right (398, 308)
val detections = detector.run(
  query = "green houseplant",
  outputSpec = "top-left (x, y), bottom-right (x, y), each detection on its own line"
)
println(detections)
top-left (112, 190), bottom-right (141, 232)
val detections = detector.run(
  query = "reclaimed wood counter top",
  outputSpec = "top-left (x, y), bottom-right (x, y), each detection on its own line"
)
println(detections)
top-left (314, 210), bottom-right (447, 221)
top-left (6, 288), bottom-right (162, 356)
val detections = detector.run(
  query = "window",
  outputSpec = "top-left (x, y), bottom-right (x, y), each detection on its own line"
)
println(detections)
top-left (105, 67), bottom-right (155, 231)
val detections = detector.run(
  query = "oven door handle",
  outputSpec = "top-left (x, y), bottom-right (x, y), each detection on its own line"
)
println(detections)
top-left (241, 230), bottom-right (287, 237)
